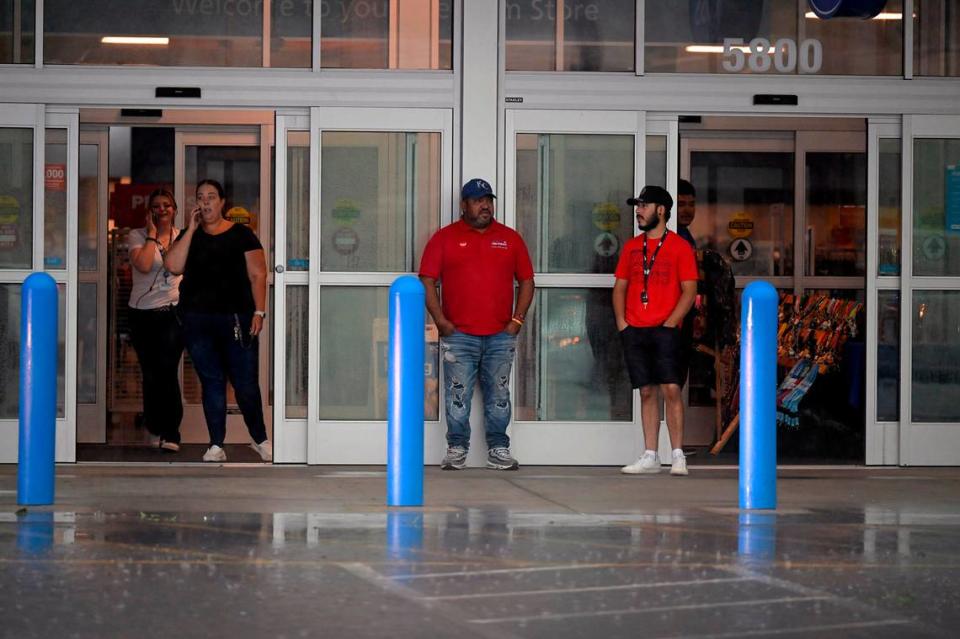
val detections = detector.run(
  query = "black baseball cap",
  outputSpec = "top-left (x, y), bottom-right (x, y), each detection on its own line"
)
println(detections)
top-left (627, 185), bottom-right (673, 210)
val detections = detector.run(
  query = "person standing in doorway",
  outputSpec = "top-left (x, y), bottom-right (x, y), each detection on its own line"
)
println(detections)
top-left (675, 178), bottom-right (699, 390)
top-left (419, 178), bottom-right (535, 470)
top-left (164, 179), bottom-right (272, 463)
top-left (128, 188), bottom-right (184, 452)
top-left (613, 186), bottom-right (698, 476)
top-left (676, 178), bottom-right (697, 249)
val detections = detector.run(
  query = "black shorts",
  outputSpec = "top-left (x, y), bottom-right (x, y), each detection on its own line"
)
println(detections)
top-left (620, 325), bottom-right (684, 388)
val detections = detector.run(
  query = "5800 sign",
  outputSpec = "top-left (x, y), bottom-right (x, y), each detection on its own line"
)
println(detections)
top-left (722, 38), bottom-right (823, 74)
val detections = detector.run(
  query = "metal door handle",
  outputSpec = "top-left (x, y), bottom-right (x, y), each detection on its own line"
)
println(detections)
top-left (274, 264), bottom-right (285, 274)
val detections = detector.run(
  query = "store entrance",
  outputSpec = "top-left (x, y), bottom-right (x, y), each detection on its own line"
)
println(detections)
top-left (75, 109), bottom-right (274, 462)
top-left (679, 117), bottom-right (867, 463)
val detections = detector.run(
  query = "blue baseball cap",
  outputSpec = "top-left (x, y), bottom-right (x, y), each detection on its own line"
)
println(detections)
top-left (461, 178), bottom-right (497, 200)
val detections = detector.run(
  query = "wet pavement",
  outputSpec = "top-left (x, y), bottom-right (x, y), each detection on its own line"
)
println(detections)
top-left (2, 465), bottom-right (958, 638)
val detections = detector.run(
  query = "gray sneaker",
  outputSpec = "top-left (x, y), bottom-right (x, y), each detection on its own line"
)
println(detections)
top-left (486, 447), bottom-right (519, 471)
top-left (441, 445), bottom-right (468, 470)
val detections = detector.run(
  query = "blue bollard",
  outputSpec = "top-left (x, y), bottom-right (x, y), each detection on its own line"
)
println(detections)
top-left (18, 272), bottom-right (58, 506)
top-left (387, 275), bottom-right (425, 507)
top-left (739, 281), bottom-right (778, 510)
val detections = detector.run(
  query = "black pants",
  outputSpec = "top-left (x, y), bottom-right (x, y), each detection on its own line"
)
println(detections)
top-left (181, 311), bottom-right (267, 448)
top-left (129, 307), bottom-right (185, 443)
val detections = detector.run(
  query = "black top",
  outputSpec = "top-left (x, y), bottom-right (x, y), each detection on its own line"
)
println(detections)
top-left (178, 223), bottom-right (263, 314)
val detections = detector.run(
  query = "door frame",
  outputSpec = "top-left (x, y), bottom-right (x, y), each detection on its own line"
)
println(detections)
top-left (865, 117), bottom-right (901, 465)
top-left (75, 128), bottom-right (109, 444)
top-left (0, 104), bottom-right (79, 463)
top-left (0, 104), bottom-right (43, 463)
top-left (502, 109), bottom-right (647, 465)
top-left (174, 128), bottom-right (274, 445)
top-left (273, 110), bottom-right (310, 463)
top-left (679, 118), bottom-right (872, 459)
top-left (899, 115), bottom-right (960, 466)
top-left (305, 106), bottom-right (454, 465)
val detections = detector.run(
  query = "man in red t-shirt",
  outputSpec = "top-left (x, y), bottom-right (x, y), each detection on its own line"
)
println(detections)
top-left (419, 178), bottom-right (535, 471)
top-left (613, 185), bottom-right (698, 476)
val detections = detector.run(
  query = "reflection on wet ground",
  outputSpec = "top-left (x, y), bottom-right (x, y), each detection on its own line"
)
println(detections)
top-left (2, 466), bottom-right (959, 638)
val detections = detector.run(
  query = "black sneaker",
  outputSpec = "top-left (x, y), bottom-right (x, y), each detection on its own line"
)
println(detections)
top-left (486, 447), bottom-right (519, 470)
top-left (441, 445), bottom-right (468, 470)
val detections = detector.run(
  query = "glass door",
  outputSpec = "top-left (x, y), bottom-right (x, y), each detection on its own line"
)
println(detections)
top-left (0, 105), bottom-right (77, 463)
top-left (306, 107), bottom-right (453, 465)
top-left (75, 129), bottom-right (108, 444)
top-left (175, 130), bottom-right (273, 446)
top-left (901, 116), bottom-right (960, 465)
top-left (273, 112), bottom-right (310, 463)
top-left (504, 109), bottom-right (646, 465)
top-left (865, 118), bottom-right (902, 465)
top-left (0, 105), bottom-right (42, 463)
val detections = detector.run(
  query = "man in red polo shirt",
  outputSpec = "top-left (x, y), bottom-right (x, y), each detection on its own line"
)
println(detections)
top-left (419, 178), bottom-right (535, 470)
top-left (613, 185), bottom-right (698, 476)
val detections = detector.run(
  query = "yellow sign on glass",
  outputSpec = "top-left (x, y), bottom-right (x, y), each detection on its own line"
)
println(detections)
top-left (728, 211), bottom-right (754, 239)
top-left (592, 202), bottom-right (620, 231)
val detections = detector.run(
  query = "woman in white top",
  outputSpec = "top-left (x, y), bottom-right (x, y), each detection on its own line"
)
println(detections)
top-left (127, 188), bottom-right (185, 452)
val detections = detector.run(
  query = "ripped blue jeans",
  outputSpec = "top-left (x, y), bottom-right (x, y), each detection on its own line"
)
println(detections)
top-left (440, 330), bottom-right (517, 449)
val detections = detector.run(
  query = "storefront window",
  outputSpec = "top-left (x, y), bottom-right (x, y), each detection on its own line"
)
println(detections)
top-left (913, 138), bottom-right (960, 277)
top-left (44, 128), bottom-right (67, 270)
top-left (914, 1), bottom-right (960, 77)
top-left (285, 285), bottom-right (308, 419)
top-left (645, 0), bottom-right (902, 76)
top-left (878, 138), bottom-right (901, 276)
top-left (0, 127), bottom-right (33, 270)
top-left (516, 288), bottom-right (632, 421)
top-left (0, 284), bottom-right (20, 418)
top-left (646, 135), bottom-right (667, 189)
top-left (321, 0), bottom-right (453, 69)
top-left (318, 286), bottom-right (438, 421)
top-left (912, 291), bottom-right (960, 422)
top-left (877, 290), bottom-right (899, 422)
top-left (505, 0), bottom-right (635, 72)
top-left (688, 150), bottom-right (794, 277)
top-left (44, 0), bottom-right (311, 67)
top-left (320, 131), bottom-right (441, 273)
top-left (0, 0), bottom-right (35, 64)
top-left (0, 284), bottom-right (66, 419)
top-left (286, 131), bottom-right (309, 271)
top-left (805, 152), bottom-right (866, 277)
top-left (516, 133), bottom-right (634, 273)
top-left (78, 143), bottom-right (99, 271)
top-left (77, 281), bottom-right (97, 405)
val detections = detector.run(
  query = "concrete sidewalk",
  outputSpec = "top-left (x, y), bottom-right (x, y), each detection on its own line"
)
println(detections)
top-left (2, 465), bottom-right (958, 637)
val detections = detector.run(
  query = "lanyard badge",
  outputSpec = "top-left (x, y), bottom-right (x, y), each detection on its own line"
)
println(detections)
top-left (641, 230), bottom-right (669, 308)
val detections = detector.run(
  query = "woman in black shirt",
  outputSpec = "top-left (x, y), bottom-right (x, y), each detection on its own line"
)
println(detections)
top-left (165, 179), bottom-right (271, 463)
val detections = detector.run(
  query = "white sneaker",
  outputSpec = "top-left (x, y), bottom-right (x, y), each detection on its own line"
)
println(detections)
top-left (159, 440), bottom-right (180, 452)
top-left (202, 445), bottom-right (227, 462)
top-left (621, 452), bottom-right (660, 474)
top-left (250, 440), bottom-right (273, 462)
top-left (671, 452), bottom-right (689, 476)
